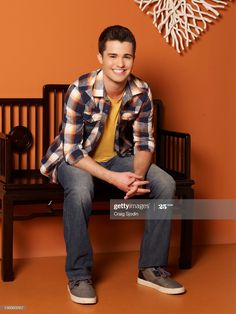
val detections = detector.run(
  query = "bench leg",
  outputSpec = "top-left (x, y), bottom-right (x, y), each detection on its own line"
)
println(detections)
top-left (179, 189), bottom-right (194, 269)
top-left (1, 196), bottom-right (14, 281)
top-left (179, 219), bottom-right (193, 269)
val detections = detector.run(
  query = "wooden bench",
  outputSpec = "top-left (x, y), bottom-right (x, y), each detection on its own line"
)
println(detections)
top-left (0, 84), bottom-right (195, 281)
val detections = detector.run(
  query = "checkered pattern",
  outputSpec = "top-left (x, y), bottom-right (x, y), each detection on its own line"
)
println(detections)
top-left (40, 69), bottom-right (155, 183)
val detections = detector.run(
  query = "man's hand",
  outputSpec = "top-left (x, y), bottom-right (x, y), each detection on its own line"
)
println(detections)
top-left (121, 150), bottom-right (153, 199)
top-left (124, 179), bottom-right (150, 199)
top-left (108, 171), bottom-right (146, 192)
top-left (74, 155), bottom-right (151, 199)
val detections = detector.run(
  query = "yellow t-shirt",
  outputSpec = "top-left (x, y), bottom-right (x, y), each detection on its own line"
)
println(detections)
top-left (92, 97), bottom-right (122, 162)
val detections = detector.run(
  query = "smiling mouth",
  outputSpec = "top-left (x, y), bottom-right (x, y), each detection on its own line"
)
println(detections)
top-left (112, 69), bottom-right (126, 74)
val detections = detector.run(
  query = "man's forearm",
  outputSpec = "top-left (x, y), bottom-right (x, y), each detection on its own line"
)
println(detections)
top-left (123, 151), bottom-right (153, 199)
top-left (74, 155), bottom-right (144, 194)
top-left (74, 155), bottom-right (112, 183)
top-left (134, 150), bottom-right (153, 178)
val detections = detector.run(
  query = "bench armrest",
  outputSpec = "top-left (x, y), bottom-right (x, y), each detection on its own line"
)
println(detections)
top-left (156, 129), bottom-right (191, 180)
top-left (0, 132), bottom-right (12, 183)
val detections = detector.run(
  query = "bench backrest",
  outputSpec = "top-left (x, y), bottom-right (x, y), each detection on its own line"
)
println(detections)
top-left (0, 98), bottom-right (44, 175)
top-left (42, 84), bottom-right (69, 155)
top-left (0, 85), bottom-right (190, 182)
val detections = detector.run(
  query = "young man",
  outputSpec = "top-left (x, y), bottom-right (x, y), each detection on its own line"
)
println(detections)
top-left (40, 25), bottom-right (185, 304)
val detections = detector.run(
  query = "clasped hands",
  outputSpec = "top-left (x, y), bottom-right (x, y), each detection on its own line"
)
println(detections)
top-left (109, 171), bottom-right (150, 200)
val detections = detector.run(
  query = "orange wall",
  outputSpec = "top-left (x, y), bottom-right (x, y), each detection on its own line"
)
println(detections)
top-left (0, 0), bottom-right (236, 258)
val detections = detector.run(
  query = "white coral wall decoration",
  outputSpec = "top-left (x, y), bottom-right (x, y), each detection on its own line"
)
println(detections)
top-left (134, 0), bottom-right (230, 53)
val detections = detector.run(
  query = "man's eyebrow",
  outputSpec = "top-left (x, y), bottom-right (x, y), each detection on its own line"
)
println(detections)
top-left (107, 53), bottom-right (133, 57)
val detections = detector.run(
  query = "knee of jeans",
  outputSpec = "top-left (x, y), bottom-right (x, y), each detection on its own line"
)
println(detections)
top-left (166, 174), bottom-right (176, 194)
top-left (64, 180), bottom-right (94, 201)
top-left (64, 187), bottom-right (94, 219)
top-left (151, 173), bottom-right (176, 198)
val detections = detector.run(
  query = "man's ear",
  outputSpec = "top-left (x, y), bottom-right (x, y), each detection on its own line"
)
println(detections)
top-left (97, 53), bottom-right (103, 65)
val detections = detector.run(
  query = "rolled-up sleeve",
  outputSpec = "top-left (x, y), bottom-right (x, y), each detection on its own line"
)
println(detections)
top-left (62, 84), bottom-right (88, 164)
top-left (133, 88), bottom-right (155, 153)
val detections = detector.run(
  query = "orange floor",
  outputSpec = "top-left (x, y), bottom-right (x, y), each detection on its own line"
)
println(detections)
top-left (1, 244), bottom-right (236, 314)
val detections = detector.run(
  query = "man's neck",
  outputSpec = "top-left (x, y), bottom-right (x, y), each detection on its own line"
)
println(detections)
top-left (104, 77), bottom-right (127, 100)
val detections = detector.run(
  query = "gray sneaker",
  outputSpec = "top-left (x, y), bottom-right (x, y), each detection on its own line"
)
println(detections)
top-left (67, 279), bottom-right (97, 304)
top-left (137, 267), bottom-right (185, 295)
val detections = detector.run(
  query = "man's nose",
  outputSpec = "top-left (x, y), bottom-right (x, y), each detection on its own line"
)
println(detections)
top-left (117, 58), bottom-right (125, 67)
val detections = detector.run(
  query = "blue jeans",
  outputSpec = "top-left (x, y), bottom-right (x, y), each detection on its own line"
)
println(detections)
top-left (57, 155), bottom-right (176, 281)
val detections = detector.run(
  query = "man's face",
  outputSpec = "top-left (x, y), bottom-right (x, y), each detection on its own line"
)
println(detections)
top-left (97, 40), bottom-right (135, 88)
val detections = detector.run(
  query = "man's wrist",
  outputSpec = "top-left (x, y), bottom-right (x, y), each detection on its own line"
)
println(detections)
top-left (104, 169), bottom-right (114, 184)
top-left (134, 172), bottom-right (145, 180)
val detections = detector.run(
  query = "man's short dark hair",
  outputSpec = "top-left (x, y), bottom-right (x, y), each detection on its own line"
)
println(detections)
top-left (98, 25), bottom-right (136, 56)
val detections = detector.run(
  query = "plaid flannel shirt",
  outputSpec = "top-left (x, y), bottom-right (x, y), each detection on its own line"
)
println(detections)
top-left (40, 69), bottom-right (155, 183)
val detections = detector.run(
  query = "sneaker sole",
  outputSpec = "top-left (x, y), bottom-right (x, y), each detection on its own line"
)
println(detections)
top-left (137, 278), bottom-right (185, 295)
top-left (67, 285), bottom-right (97, 304)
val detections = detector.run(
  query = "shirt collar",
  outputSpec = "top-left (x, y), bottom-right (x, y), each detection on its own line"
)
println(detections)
top-left (91, 69), bottom-right (144, 100)
top-left (127, 75), bottom-right (143, 96)
top-left (92, 69), bottom-right (104, 97)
